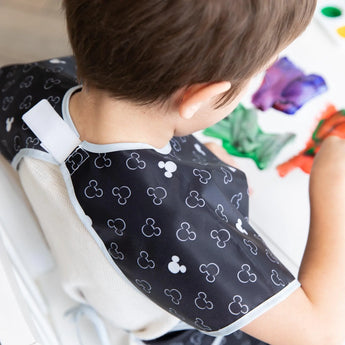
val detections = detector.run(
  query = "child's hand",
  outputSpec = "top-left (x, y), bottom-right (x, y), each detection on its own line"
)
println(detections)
top-left (310, 136), bottom-right (345, 205)
top-left (203, 142), bottom-right (237, 167)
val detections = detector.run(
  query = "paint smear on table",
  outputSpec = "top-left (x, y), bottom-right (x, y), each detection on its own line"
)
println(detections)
top-left (252, 57), bottom-right (327, 115)
top-left (277, 105), bottom-right (345, 176)
top-left (203, 104), bottom-right (295, 169)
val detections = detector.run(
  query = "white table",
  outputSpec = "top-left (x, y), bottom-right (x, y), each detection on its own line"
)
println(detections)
top-left (199, 16), bottom-right (345, 275)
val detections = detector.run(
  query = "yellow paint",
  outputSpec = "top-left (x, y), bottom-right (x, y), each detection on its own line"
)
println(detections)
top-left (337, 26), bottom-right (345, 38)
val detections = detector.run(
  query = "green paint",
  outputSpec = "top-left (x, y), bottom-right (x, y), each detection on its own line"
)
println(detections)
top-left (203, 104), bottom-right (295, 170)
top-left (321, 6), bottom-right (342, 18)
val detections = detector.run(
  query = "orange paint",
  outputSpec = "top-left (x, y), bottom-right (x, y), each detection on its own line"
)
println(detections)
top-left (277, 105), bottom-right (345, 177)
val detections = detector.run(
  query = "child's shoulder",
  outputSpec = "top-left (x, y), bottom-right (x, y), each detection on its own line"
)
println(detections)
top-left (0, 56), bottom-right (77, 117)
top-left (0, 57), bottom-right (78, 161)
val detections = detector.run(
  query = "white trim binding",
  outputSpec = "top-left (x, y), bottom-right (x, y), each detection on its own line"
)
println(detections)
top-left (12, 148), bottom-right (58, 170)
top-left (62, 86), bottom-right (172, 155)
top-left (204, 279), bottom-right (301, 337)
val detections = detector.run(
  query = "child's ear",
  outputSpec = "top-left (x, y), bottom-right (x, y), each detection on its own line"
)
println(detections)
top-left (178, 81), bottom-right (231, 119)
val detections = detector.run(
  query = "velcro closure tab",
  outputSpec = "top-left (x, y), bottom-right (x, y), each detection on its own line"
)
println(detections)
top-left (22, 99), bottom-right (81, 163)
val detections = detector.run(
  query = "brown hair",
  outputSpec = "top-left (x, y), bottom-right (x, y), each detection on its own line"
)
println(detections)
top-left (63, 0), bottom-right (316, 106)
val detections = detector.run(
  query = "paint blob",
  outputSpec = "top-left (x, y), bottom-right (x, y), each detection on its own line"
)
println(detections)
top-left (277, 105), bottom-right (345, 177)
top-left (252, 57), bottom-right (327, 115)
top-left (337, 25), bottom-right (345, 37)
top-left (203, 104), bottom-right (295, 170)
top-left (321, 6), bottom-right (342, 18)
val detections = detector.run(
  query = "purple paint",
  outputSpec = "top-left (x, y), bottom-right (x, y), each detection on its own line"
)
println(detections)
top-left (252, 57), bottom-right (327, 115)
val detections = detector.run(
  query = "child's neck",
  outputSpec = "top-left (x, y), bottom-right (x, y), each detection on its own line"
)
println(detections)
top-left (69, 87), bottom-right (176, 148)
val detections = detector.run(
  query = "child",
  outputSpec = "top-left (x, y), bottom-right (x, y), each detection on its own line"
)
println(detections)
top-left (1, 1), bottom-right (345, 344)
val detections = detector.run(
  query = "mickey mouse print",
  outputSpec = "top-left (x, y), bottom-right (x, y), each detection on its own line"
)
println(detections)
top-left (0, 57), bottom-right (300, 338)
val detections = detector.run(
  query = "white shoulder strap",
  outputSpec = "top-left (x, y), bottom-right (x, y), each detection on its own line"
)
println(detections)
top-left (22, 99), bottom-right (81, 164)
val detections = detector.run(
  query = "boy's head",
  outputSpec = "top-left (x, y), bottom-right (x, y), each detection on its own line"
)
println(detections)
top-left (63, 0), bottom-right (316, 108)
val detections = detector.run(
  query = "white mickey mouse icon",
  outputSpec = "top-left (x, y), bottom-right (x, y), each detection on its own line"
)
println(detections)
top-left (147, 186), bottom-right (167, 205)
top-left (95, 153), bottom-right (112, 169)
top-left (84, 180), bottom-right (104, 199)
top-left (19, 95), bottom-right (32, 110)
top-left (193, 169), bottom-right (212, 184)
top-left (47, 95), bottom-right (61, 108)
top-left (185, 190), bottom-right (205, 208)
top-left (164, 288), bottom-right (182, 305)
top-left (235, 218), bottom-right (248, 235)
top-left (215, 204), bottom-right (228, 222)
top-left (168, 255), bottom-right (187, 274)
top-left (19, 75), bottom-right (34, 88)
top-left (137, 251), bottom-right (155, 269)
top-left (49, 58), bottom-right (67, 64)
top-left (108, 242), bottom-right (124, 261)
top-left (210, 228), bottom-right (231, 248)
top-left (199, 263), bottom-right (220, 283)
top-left (194, 143), bottom-right (206, 156)
top-left (25, 136), bottom-right (40, 148)
top-left (194, 318), bottom-right (212, 331)
top-left (194, 292), bottom-right (213, 310)
top-left (126, 152), bottom-right (146, 170)
top-left (158, 160), bottom-right (177, 178)
top-left (237, 264), bottom-right (257, 284)
top-left (44, 77), bottom-right (61, 90)
top-left (221, 166), bottom-right (233, 184)
top-left (112, 185), bottom-right (131, 205)
top-left (5, 117), bottom-right (14, 132)
top-left (176, 222), bottom-right (196, 242)
top-left (271, 269), bottom-right (286, 287)
top-left (135, 279), bottom-right (152, 294)
top-left (141, 218), bottom-right (162, 237)
top-left (228, 295), bottom-right (249, 316)
top-left (107, 218), bottom-right (126, 236)
top-left (13, 135), bottom-right (21, 152)
top-left (231, 192), bottom-right (242, 209)
top-left (170, 138), bottom-right (181, 152)
top-left (243, 239), bottom-right (258, 255)
top-left (2, 96), bottom-right (14, 111)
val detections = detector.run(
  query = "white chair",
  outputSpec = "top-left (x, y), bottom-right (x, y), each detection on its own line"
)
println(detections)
top-left (0, 155), bottom-right (131, 345)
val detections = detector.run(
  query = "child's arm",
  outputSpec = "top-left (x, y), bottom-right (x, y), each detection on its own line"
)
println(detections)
top-left (242, 136), bottom-right (345, 345)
